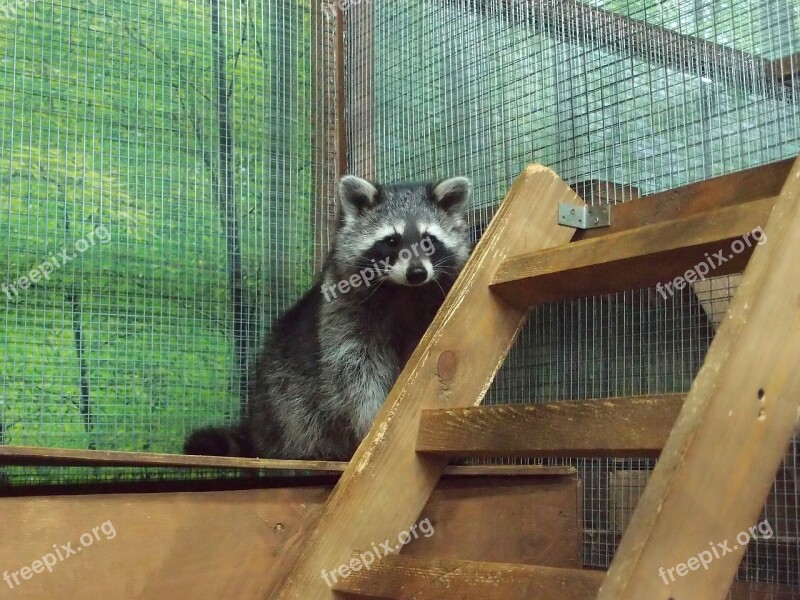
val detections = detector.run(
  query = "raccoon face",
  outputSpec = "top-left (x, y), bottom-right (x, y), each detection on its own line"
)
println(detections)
top-left (334, 175), bottom-right (472, 289)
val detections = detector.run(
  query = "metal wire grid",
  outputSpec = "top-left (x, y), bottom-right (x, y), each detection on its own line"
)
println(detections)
top-left (348, 0), bottom-right (800, 591)
top-left (0, 0), bottom-right (330, 483)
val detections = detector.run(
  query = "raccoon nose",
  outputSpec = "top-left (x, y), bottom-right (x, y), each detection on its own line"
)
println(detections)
top-left (406, 265), bottom-right (428, 285)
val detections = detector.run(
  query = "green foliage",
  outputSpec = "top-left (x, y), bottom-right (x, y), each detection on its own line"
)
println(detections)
top-left (0, 0), bottom-right (315, 455)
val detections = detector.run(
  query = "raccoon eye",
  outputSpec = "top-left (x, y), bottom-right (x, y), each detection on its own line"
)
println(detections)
top-left (425, 235), bottom-right (439, 245)
top-left (383, 234), bottom-right (400, 247)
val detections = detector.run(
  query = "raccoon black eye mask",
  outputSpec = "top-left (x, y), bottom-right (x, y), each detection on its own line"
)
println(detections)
top-left (184, 174), bottom-right (473, 461)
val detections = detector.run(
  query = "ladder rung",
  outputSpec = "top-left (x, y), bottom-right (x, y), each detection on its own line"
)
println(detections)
top-left (490, 196), bottom-right (776, 310)
top-left (416, 395), bottom-right (684, 458)
top-left (331, 554), bottom-right (603, 600)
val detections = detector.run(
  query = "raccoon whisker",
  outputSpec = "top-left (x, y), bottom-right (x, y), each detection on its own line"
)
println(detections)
top-left (432, 278), bottom-right (447, 299)
top-left (360, 279), bottom-right (388, 304)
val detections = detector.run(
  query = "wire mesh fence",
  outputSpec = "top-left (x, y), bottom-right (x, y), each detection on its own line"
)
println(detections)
top-left (1, 0), bottom-right (799, 593)
top-left (0, 0), bottom-right (333, 465)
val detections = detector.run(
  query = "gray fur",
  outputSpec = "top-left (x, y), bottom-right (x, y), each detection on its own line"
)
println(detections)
top-left (184, 175), bottom-right (472, 460)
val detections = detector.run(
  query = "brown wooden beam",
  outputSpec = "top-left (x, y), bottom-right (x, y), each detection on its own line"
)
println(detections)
top-left (311, 0), bottom-right (343, 269)
top-left (766, 53), bottom-right (800, 85)
top-left (0, 475), bottom-right (580, 599)
top-left (332, 554), bottom-right (604, 600)
top-left (343, 1), bottom-right (375, 180)
top-left (416, 395), bottom-right (684, 459)
top-left (331, 555), bottom-right (798, 600)
top-left (598, 156), bottom-right (800, 598)
top-left (468, 159), bottom-right (794, 244)
top-left (446, 1), bottom-right (794, 99)
top-left (0, 444), bottom-right (574, 477)
top-left (490, 195), bottom-right (776, 309)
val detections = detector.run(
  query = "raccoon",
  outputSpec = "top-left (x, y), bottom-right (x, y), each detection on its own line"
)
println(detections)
top-left (184, 174), bottom-right (472, 460)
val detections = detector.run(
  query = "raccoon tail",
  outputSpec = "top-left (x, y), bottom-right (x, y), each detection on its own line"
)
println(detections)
top-left (183, 424), bottom-right (254, 458)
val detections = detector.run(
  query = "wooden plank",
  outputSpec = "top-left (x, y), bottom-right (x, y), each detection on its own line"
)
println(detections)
top-left (468, 160), bottom-right (792, 245)
top-left (0, 476), bottom-right (580, 599)
top-left (598, 157), bottom-right (800, 599)
top-left (332, 554), bottom-right (604, 600)
top-left (401, 476), bottom-right (582, 568)
top-left (311, 0), bottom-right (343, 269)
top-left (573, 159), bottom-right (792, 242)
top-left (333, 555), bottom-right (800, 600)
top-left (473, 161), bottom-right (791, 323)
top-left (448, 1), bottom-right (792, 99)
top-left (491, 196), bottom-right (775, 310)
top-left (766, 52), bottom-right (800, 85)
top-left (272, 165), bottom-right (584, 600)
top-left (417, 395), bottom-right (684, 459)
top-left (0, 444), bottom-right (574, 477)
top-left (344, 1), bottom-right (375, 180)
top-left (0, 445), bottom-right (347, 472)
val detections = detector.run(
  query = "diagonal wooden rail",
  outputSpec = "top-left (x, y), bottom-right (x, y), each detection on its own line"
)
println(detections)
top-left (597, 162), bottom-right (800, 598)
top-left (270, 165), bottom-right (584, 599)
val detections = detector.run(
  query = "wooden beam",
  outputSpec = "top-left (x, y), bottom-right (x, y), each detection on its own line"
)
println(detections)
top-left (332, 557), bottom-right (798, 600)
top-left (332, 554), bottom-right (604, 600)
top-left (766, 53), bottom-right (800, 85)
top-left (0, 444), bottom-right (574, 477)
top-left (311, 0), bottom-right (343, 269)
top-left (573, 159), bottom-right (793, 242)
top-left (0, 445), bottom-right (346, 472)
top-left (401, 476), bottom-right (582, 568)
top-left (0, 475), bottom-right (580, 599)
top-left (468, 159), bottom-right (793, 244)
top-left (271, 165), bottom-right (583, 599)
top-left (344, 0), bottom-right (375, 180)
top-left (598, 156), bottom-right (800, 599)
top-left (491, 196), bottom-right (775, 310)
top-left (416, 395), bottom-right (684, 459)
top-left (446, 1), bottom-right (793, 99)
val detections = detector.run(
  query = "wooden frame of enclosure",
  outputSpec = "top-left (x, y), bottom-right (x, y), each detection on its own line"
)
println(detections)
top-left (2, 157), bottom-right (799, 599)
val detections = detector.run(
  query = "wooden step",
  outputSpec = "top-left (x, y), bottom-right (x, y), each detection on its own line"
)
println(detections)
top-left (416, 395), bottom-right (684, 458)
top-left (331, 553), bottom-right (797, 600)
top-left (490, 196), bottom-right (776, 310)
top-left (331, 554), bottom-right (603, 600)
top-left (0, 445), bottom-right (575, 477)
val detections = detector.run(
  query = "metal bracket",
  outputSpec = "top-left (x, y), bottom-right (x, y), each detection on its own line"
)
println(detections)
top-left (558, 203), bottom-right (611, 230)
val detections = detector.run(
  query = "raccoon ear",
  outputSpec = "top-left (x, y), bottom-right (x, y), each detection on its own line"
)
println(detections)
top-left (338, 175), bottom-right (379, 222)
top-left (432, 177), bottom-right (471, 216)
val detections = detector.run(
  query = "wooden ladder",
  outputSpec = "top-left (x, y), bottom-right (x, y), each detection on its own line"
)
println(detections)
top-left (271, 157), bottom-right (800, 600)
